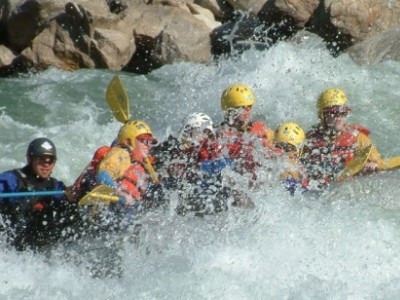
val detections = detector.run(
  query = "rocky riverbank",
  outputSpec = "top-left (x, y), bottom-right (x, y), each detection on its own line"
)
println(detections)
top-left (0, 0), bottom-right (399, 77)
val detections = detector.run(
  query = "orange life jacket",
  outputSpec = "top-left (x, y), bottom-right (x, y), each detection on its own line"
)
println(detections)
top-left (117, 161), bottom-right (147, 201)
top-left (197, 138), bottom-right (223, 162)
top-left (248, 121), bottom-right (274, 149)
top-left (307, 124), bottom-right (370, 166)
top-left (304, 124), bottom-right (371, 185)
top-left (70, 145), bottom-right (112, 201)
top-left (74, 144), bottom-right (149, 202)
top-left (92, 146), bottom-right (112, 169)
top-left (217, 121), bottom-right (273, 180)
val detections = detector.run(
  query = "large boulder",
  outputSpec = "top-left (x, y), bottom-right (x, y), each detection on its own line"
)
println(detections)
top-left (210, 14), bottom-right (268, 56)
top-left (0, 45), bottom-right (15, 66)
top-left (274, 0), bottom-right (319, 26)
top-left (5, 0), bottom-right (118, 52)
top-left (20, 2), bottom-right (135, 71)
top-left (187, 2), bottom-right (221, 30)
top-left (211, 0), bottom-right (320, 57)
top-left (328, 0), bottom-right (400, 42)
top-left (194, 0), bottom-right (234, 21)
top-left (346, 27), bottom-right (400, 65)
top-left (0, 45), bottom-right (19, 76)
top-left (20, 18), bottom-right (94, 71)
top-left (122, 5), bottom-right (212, 73)
top-left (224, 0), bottom-right (265, 15)
top-left (256, 0), bottom-right (319, 43)
top-left (93, 28), bottom-right (135, 70)
top-left (6, 0), bottom-right (75, 51)
top-left (308, 0), bottom-right (400, 54)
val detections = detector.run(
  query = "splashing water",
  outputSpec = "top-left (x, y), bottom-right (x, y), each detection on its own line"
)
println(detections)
top-left (1, 35), bottom-right (400, 299)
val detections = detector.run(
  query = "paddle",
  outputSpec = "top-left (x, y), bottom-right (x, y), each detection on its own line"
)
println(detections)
top-left (105, 75), bottom-right (130, 123)
top-left (383, 156), bottom-right (400, 171)
top-left (337, 145), bottom-right (400, 183)
top-left (0, 188), bottom-right (119, 206)
top-left (0, 190), bottom-right (65, 198)
top-left (79, 185), bottom-right (119, 206)
top-left (105, 75), bottom-right (159, 183)
top-left (337, 145), bottom-right (372, 182)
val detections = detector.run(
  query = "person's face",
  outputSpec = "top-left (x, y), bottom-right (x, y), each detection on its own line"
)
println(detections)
top-left (324, 110), bottom-right (349, 132)
top-left (227, 105), bottom-right (253, 127)
top-left (190, 128), bottom-right (214, 143)
top-left (237, 105), bottom-right (252, 123)
top-left (31, 155), bottom-right (56, 178)
top-left (135, 136), bottom-right (152, 158)
top-left (275, 142), bottom-right (298, 158)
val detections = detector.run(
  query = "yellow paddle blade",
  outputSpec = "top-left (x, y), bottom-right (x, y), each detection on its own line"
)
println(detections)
top-left (106, 75), bottom-right (130, 123)
top-left (383, 155), bottom-right (400, 170)
top-left (337, 145), bottom-right (372, 182)
top-left (79, 185), bottom-right (120, 206)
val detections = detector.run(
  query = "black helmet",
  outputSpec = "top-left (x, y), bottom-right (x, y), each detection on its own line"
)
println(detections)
top-left (27, 137), bottom-right (57, 158)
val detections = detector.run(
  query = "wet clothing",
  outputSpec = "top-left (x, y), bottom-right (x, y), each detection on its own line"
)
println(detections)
top-left (0, 165), bottom-right (80, 251)
top-left (275, 150), bottom-right (308, 195)
top-left (216, 121), bottom-right (275, 182)
top-left (71, 145), bottom-right (111, 201)
top-left (74, 143), bottom-right (165, 216)
top-left (301, 123), bottom-right (384, 188)
top-left (152, 135), bottom-right (230, 216)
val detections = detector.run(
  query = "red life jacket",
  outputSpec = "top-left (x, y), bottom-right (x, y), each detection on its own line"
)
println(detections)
top-left (304, 124), bottom-right (371, 185)
top-left (91, 145), bottom-right (112, 170)
top-left (218, 121), bottom-right (273, 159)
top-left (198, 138), bottom-right (222, 162)
top-left (70, 145), bottom-right (112, 201)
top-left (164, 138), bottom-right (222, 181)
top-left (307, 124), bottom-right (370, 166)
top-left (90, 144), bottom-right (150, 201)
top-left (217, 122), bottom-right (273, 179)
top-left (117, 161), bottom-right (147, 201)
top-left (248, 121), bottom-right (274, 149)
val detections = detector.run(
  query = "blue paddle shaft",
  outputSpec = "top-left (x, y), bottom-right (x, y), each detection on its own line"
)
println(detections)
top-left (0, 190), bottom-right (64, 198)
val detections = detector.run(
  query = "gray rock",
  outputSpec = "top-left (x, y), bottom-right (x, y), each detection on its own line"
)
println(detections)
top-left (346, 27), bottom-right (400, 65)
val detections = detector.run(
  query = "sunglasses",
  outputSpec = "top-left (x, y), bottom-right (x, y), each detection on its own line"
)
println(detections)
top-left (238, 105), bottom-right (252, 111)
top-left (34, 156), bottom-right (56, 164)
top-left (275, 143), bottom-right (297, 153)
top-left (324, 111), bottom-right (349, 118)
top-left (136, 137), bottom-right (154, 146)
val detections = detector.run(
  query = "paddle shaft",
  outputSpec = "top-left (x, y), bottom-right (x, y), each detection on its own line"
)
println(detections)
top-left (383, 156), bottom-right (400, 171)
top-left (0, 190), bottom-right (65, 198)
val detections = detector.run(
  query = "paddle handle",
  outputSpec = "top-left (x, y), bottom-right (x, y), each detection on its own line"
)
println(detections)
top-left (0, 190), bottom-right (65, 198)
top-left (89, 192), bottom-right (119, 202)
top-left (383, 156), bottom-right (400, 170)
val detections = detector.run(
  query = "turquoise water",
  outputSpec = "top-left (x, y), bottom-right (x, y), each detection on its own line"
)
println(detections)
top-left (1, 36), bottom-right (400, 299)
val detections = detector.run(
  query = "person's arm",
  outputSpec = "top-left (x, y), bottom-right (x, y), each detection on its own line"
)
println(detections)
top-left (0, 171), bottom-right (20, 203)
top-left (357, 132), bottom-right (385, 172)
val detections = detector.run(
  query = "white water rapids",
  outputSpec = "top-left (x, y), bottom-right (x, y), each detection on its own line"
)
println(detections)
top-left (1, 35), bottom-right (400, 299)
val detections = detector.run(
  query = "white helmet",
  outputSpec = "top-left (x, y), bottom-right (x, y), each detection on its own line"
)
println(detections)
top-left (178, 112), bottom-right (214, 145)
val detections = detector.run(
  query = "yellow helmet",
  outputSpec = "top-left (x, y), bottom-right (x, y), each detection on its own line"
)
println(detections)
top-left (221, 83), bottom-right (256, 110)
top-left (117, 120), bottom-right (157, 146)
top-left (275, 122), bottom-right (305, 149)
top-left (317, 88), bottom-right (349, 120)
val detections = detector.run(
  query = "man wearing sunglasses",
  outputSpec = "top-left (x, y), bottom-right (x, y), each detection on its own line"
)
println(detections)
top-left (301, 88), bottom-right (384, 189)
top-left (0, 137), bottom-right (80, 251)
top-left (216, 83), bottom-right (275, 207)
top-left (72, 120), bottom-right (161, 211)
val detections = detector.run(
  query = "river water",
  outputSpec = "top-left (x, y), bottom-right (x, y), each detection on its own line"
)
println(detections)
top-left (1, 35), bottom-right (400, 299)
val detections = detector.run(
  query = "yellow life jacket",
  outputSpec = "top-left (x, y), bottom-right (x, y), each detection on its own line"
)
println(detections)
top-left (97, 146), bottom-right (131, 180)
